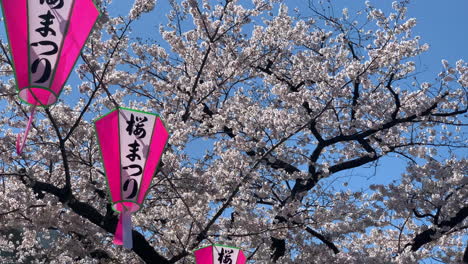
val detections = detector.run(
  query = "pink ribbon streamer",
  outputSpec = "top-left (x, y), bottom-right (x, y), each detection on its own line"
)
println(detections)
top-left (113, 214), bottom-right (124, 245)
top-left (16, 106), bottom-right (36, 155)
top-left (113, 207), bottom-right (133, 249)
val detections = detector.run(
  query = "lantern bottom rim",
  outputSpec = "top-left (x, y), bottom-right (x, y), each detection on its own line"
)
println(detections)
top-left (112, 200), bottom-right (142, 213)
top-left (18, 85), bottom-right (58, 107)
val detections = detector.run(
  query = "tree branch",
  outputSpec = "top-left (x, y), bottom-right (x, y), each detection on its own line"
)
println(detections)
top-left (305, 226), bottom-right (339, 254)
top-left (409, 206), bottom-right (468, 251)
top-left (16, 170), bottom-right (170, 264)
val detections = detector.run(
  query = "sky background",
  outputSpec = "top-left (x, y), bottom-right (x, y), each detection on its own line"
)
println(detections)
top-left (106, 0), bottom-right (468, 191)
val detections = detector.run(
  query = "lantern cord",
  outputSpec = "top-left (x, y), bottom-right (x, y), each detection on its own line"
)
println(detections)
top-left (122, 208), bottom-right (133, 249)
top-left (113, 206), bottom-right (133, 249)
top-left (16, 106), bottom-right (37, 155)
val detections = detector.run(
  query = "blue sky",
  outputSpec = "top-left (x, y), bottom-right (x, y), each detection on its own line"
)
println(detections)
top-left (407, 0), bottom-right (468, 70)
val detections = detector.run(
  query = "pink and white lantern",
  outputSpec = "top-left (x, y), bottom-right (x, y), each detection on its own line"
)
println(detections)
top-left (195, 244), bottom-right (247, 264)
top-left (94, 108), bottom-right (169, 249)
top-left (0, 0), bottom-right (99, 153)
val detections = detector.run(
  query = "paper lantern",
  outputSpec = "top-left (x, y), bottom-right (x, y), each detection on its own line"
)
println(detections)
top-left (195, 244), bottom-right (247, 264)
top-left (94, 108), bottom-right (169, 249)
top-left (0, 0), bottom-right (100, 153)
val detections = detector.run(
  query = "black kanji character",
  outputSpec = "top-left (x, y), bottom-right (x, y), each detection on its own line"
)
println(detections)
top-left (125, 114), bottom-right (136, 136)
top-left (217, 248), bottom-right (233, 264)
top-left (133, 116), bottom-right (148, 139)
top-left (126, 114), bottom-right (148, 139)
top-left (123, 178), bottom-right (138, 199)
top-left (126, 140), bottom-right (141, 162)
top-left (39, 0), bottom-right (64, 9)
top-left (31, 41), bottom-right (58, 55)
top-left (123, 164), bottom-right (142, 177)
top-left (31, 58), bottom-right (52, 83)
top-left (35, 11), bottom-right (56, 37)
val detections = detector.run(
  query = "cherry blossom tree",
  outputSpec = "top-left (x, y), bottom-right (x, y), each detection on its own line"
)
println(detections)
top-left (0, 0), bottom-right (466, 263)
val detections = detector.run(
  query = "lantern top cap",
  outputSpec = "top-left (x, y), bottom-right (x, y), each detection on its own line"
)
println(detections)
top-left (194, 244), bottom-right (243, 252)
top-left (93, 107), bottom-right (162, 123)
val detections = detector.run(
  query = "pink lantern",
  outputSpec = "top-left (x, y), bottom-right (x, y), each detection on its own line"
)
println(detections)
top-left (195, 244), bottom-right (247, 264)
top-left (94, 108), bottom-right (169, 249)
top-left (0, 0), bottom-right (100, 153)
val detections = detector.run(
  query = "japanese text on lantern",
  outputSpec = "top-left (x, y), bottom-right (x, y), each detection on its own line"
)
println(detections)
top-left (28, 0), bottom-right (71, 87)
top-left (119, 110), bottom-right (155, 201)
top-left (217, 248), bottom-right (234, 264)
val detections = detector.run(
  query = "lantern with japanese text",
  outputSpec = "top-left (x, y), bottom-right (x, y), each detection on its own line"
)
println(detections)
top-left (94, 108), bottom-right (169, 249)
top-left (0, 0), bottom-right (100, 153)
top-left (195, 244), bottom-right (247, 264)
